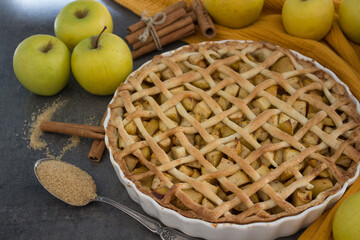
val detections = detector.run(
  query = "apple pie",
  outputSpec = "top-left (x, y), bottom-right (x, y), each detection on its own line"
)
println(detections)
top-left (106, 41), bottom-right (360, 224)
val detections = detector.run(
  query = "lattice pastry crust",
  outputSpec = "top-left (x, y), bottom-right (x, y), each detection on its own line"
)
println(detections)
top-left (106, 41), bottom-right (360, 224)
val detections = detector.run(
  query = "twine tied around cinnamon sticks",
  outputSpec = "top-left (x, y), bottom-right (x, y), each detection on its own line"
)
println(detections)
top-left (125, 0), bottom-right (216, 59)
top-left (138, 11), bottom-right (166, 50)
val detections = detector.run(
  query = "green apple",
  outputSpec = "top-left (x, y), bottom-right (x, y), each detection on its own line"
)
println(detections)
top-left (204, 0), bottom-right (264, 29)
top-left (282, 0), bottom-right (334, 40)
top-left (54, 0), bottom-right (113, 51)
top-left (339, 0), bottom-right (360, 44)
top-left (71, 28), bottom-right (132, 95)
top-left (13, 34), bottom-right (70, 96)
top-left (333, 191), bottom-right (360, 240)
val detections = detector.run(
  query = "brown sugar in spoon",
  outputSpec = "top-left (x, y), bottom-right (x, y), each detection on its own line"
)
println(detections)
top-left (34, 158), bottom-right (194, 240)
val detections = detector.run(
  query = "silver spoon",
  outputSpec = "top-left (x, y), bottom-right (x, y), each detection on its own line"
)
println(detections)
top-left (34, 158), bottom-right (194, 240)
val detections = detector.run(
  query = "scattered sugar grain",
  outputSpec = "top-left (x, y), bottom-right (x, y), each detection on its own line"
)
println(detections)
top-left (24, 98), bottom-right (81, 160)
top-left (36, 160), bottom-right (97, 206)
top-left (55, 136), bottom-right (81, 161)
top-left (29, 99), bottom-right (69, 150)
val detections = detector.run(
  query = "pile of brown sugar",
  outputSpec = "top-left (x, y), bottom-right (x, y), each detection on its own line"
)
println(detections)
top-left (28, 98), bottom-right (68, 150)
top-left (25, 98), bottom-right (80, 160)
top-left (36, 160), bottom-right (97, 206)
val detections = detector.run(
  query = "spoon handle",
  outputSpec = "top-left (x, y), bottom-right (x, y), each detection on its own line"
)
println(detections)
top-left (95, 196), bottom-right (192, 240)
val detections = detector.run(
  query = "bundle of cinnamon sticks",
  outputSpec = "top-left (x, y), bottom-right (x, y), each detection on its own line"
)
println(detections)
top-left (126, 0), bottom-right (216, 59)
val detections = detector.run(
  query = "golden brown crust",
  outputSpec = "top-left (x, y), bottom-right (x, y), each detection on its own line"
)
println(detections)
top-left (106, 40), bottom-right (360, 224)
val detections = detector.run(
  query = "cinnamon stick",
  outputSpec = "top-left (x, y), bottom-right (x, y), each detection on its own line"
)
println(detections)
top-left (186, 10), bottom-right (197, 23)
top-left (132, 24), bottom-right (195, 59)
top-left (88, 112), bottom-right (107, 162)
top-left (88, 138), bottom-right (106, 162)
top-left (191, 0), bottom-right (216, 39)
top-left (40, 121), bottom-right (104, 140)
top-left (127, 0), bottom-right (187, 32)
top-left (125, 7), bottom-right (187, 45)
top-left (185, 4), bottom-right (193, 13)
top-left (132, 15), bottom-right (194, 50)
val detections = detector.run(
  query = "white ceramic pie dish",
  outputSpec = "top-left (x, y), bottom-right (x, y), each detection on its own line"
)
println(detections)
top-left (104, 40), bottom-right (360, 240)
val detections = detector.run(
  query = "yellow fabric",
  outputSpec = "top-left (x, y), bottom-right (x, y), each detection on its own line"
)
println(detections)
top-left (115, 0), bottom-right (360, 100)
top-left (116, 1), bottom-right (360, 237)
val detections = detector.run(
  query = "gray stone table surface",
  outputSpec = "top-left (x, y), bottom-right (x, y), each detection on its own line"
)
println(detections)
top-left (0, 0), bottom-right (304, 239)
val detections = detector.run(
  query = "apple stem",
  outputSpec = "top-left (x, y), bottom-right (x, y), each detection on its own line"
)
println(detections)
top-left (91, 26), bottom-right (107, 49)
top-left (41, 41), bottom-right (53, 53)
